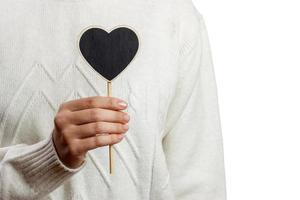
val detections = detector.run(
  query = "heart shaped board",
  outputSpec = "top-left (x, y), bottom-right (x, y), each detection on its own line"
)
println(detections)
top-left (78, 26), bottom-right (139, 174)
top-left (79, 26), bottom-right (139, 81)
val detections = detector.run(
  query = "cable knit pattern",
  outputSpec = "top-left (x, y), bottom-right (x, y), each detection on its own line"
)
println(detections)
top-left (0, 0), bottom-right (226, 199)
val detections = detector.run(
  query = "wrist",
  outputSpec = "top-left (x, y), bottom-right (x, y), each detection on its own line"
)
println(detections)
top-left (51, 130), bottom-right (85, 169)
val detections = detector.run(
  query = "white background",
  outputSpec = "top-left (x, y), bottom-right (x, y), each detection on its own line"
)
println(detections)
top-left (192, 0), bottom-right (300, 199)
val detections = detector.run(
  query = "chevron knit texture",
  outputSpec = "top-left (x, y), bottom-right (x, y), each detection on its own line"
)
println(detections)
top-left (0, 0), bottom-right (226, 199)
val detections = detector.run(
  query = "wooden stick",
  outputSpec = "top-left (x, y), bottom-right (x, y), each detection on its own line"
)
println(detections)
top-left (107, 81), bottom-right (113, 174)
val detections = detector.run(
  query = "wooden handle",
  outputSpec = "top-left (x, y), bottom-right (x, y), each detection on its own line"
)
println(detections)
top-left (107, 81), bottom-right (113, 174)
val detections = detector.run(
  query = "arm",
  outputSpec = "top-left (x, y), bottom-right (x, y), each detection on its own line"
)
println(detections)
top-left (0, 96), bottom-right (129, 199)
top-left (162, 2), bottom-right (226, 199)
top-left (0, 131), bottom-right (85, 200)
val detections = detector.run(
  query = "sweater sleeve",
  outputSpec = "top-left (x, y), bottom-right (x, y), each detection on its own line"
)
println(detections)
top-left (0, 129), bottom-right (86, 199)
top-left (161, 2), bottom-right (226, 199)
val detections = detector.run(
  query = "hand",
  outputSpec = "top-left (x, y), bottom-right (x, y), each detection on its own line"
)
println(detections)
top-left (52, 96), bottom-right (130, 169)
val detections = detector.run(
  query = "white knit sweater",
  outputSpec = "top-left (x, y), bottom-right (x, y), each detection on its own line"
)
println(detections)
top-left (0, 0), bottom-right (226, 199)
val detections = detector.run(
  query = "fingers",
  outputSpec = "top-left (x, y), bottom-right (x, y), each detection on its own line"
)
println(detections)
top-left (69, 108), bottom-right (130, 125)
top-left (59, 96), bottom-right (128, 112)
top-left (69, 122), bottom-right (129, 139)
top-left (75, 134), bottom-right (125, 153)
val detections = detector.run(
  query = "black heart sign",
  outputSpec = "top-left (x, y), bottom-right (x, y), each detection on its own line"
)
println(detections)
top-left (79, 26), bottom-right (139, 81)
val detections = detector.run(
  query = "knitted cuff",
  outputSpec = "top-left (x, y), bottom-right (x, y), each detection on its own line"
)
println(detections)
top-left (13, 133), bottom-right (86, 194)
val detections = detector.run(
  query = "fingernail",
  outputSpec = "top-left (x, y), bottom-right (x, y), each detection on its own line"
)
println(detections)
top-left (118, 134), bottom-right (124, 139)
top-left (118, 101), bottom-right (127, 108)
top-left (123, 124), bottom-right (129, 130)
top-left (123, 114), bottom-right (130, 121)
